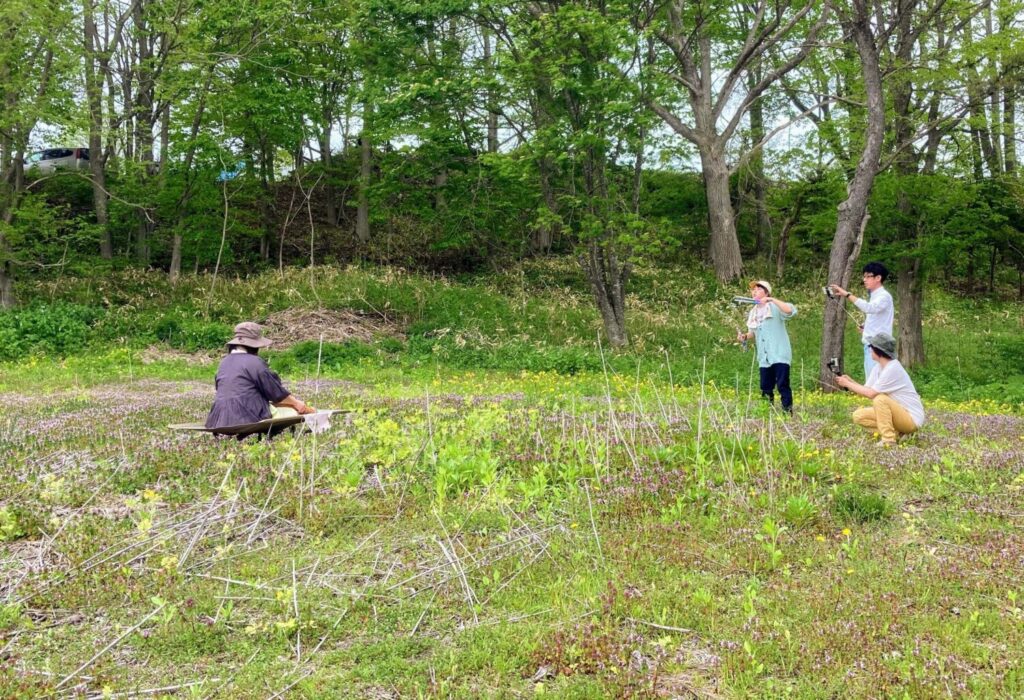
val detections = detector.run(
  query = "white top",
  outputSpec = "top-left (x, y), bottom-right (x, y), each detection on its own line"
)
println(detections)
top-left (854, 285), bottom-right (894, 343)
top-left (866, 360), bottom-right (925, 427)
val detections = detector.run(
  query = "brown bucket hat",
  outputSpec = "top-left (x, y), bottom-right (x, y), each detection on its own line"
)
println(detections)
top-left (227, 321), bottom-right (273, 349)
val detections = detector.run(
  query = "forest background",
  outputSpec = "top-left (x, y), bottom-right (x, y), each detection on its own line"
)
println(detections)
top-left (2, 0), bottom-right (1024, 388)
top-left (5, 2), bottom-right (1024, 697)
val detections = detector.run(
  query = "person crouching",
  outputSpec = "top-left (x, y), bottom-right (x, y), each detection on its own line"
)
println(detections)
top-left (835, 332), bottom-right (925, 446)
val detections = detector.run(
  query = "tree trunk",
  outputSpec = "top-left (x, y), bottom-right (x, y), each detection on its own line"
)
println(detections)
top-left (820, 0), bottom-right (885, 390)
top-left (888, 0), bottom-right (929, 374)
top-left (1005, 83), bottom-right (1017, 173)
top-left (159, 103), bottom-right (170, 172)
top-left (0, 259), bottom-right (13, 309)
top-left (0, 76), bottom-right (9, 177)
top-left (138, 71), bottom-right (157, 266)
top-left (970, 129), bottom-right (985, 180)
top-left (0, 130), bottom-right (18, 307)
top-left (747, 75), bottom-right (769, 256)
top-left (897, 256), bottom-right (925, 367)
top-left (532, 158), bottom-right (557, 254)
top-left (969, 94), bottom-right (1001, 177)
top-left (989, 245), bottom-right (997, 293)
top-left (169, 69), bottom-right (215, 280)
top-left (169, 232), bottom-right (183, 279)
top-left (699, 146), bottom-right (743, 282)
top-left (83, 0), bottom-right (112, 259)
top-left (985, 4), bottom-right (1004, 175)
top-left (121, 69), bottom-right (134, 162)
top-left (484, 30), bottom-right (498, 154)
top-left (893, 194), bottom-right (927, 366)
top-left (774, 199), bottom-right (801, 280)
top-left (90, 153), bottom-right (111, 258)
top-left (434, 168), bottom-right (447, 210)
top-left (356, 107), bottom-right (371, 244)
top-left (135, 213), bottom-right (152, 265)
top-left (0, 179), bottom-right (15, 307)
top-left (580, 240), bottom-right (628, 348)
top-left (320, 117), bottom-right (337, 226)
top-left (260, 149), bottom-right (275, 262)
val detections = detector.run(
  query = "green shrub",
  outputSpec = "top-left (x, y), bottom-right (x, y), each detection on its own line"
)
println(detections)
top-left (0, 302), bottom-right (102, 359)
top-left (155, 318), bottom-right (231, 352)
top-left (0, 506), bottom-right (24, 541)
top-left (377, 337), bottom-right (405, 354)
top-left (288, 340), bottom-right (377, 366)
top-left (153, 316), bottom-right (183, 343)
top-left (831, 485), bottom-right (892, 523)
top-left (782, 494), bottom-right (819, 527)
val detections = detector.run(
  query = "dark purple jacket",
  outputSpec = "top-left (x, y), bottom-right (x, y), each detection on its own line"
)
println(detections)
top-left (205, 352), bottom-right (290, 429)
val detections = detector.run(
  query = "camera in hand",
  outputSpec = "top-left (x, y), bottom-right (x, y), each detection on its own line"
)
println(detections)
top-left (823, 286), bottom-right (837, 299)
top-left (827, 357), bottom-right (848, 390)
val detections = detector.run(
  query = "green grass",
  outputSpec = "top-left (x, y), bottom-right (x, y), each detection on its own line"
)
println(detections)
top-left (3, 258), bottom-right (1024, 402)
top-left (1, 260), bottom-right (1023, 697)
top-left (1, 358), bottom-right (1022, 697)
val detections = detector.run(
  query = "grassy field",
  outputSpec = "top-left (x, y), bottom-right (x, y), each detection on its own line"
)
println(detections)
top-left (1, 262), bottom-right (1023, 697)
top-left (2, 259), bottom-right (1023, 400)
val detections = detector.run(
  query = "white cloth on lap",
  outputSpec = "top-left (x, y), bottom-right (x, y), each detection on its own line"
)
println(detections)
top-left (303, 411), bottom-right (332, 434)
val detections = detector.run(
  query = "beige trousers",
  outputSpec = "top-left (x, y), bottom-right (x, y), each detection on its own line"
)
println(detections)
top-left (852, 394), bottom-right (918, 444)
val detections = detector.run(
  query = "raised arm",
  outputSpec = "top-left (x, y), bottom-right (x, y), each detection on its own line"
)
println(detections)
top-left (765, 297), bottom-right (795, 315)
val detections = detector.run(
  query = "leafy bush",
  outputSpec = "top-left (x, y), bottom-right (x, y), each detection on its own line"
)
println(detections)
top-left (287, 340), bottom-right (377, 367)
top-left (831, 485), bottom-right (893, 524)
top-left (782, 494), bottom-right (819, 527)
top-left (154, 317), bottom-right (232, 352)
top-left (0, 507), bottom-right (23, 541)
top-left (0, 302), bottom-right (102, 359)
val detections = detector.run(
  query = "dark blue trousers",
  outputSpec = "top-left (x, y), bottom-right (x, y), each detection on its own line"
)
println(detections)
top-left (759, 363), bottom-right (793, 413)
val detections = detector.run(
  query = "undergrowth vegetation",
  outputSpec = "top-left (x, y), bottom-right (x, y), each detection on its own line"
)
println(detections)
top-left (3, 259), bottom-right (1024, 402)
top-left (0, 365), bottom-right (1022, 696)
top-left (1, 261), bottom-right (1023, 697)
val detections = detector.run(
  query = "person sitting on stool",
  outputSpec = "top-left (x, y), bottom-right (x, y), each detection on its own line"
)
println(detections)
top-left (205, 322), bottom-right (315, 438)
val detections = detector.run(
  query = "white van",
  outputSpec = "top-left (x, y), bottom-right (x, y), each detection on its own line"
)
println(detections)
top-left (25, 147), bottom-right (90, 173)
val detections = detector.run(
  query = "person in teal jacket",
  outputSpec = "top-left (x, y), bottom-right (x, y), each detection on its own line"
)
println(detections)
top-left (736, 280), bottom-right (797, 413)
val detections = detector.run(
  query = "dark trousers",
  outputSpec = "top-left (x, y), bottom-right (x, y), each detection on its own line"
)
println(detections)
top-left (759, 363), bottom-right (793, 412)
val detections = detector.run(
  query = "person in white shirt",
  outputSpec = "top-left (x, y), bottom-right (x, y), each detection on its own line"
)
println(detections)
top-left (829, 261), bottom-right (894, 380)
top-left (835, 332), bottom-right (925, 447)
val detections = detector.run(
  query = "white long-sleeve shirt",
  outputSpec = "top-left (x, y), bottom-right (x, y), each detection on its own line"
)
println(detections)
top-left (854, 285), bottom-right (894, 342)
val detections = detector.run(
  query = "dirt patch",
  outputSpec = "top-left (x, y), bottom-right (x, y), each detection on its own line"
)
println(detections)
top-left (0, 539), bottom-right (69, 599)
top-left (139, 346), bottom-right (218, 366)
top-left (139, 308), bottom-right (405, 362)
top-left (261, 308), bottom-right (405, 348)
